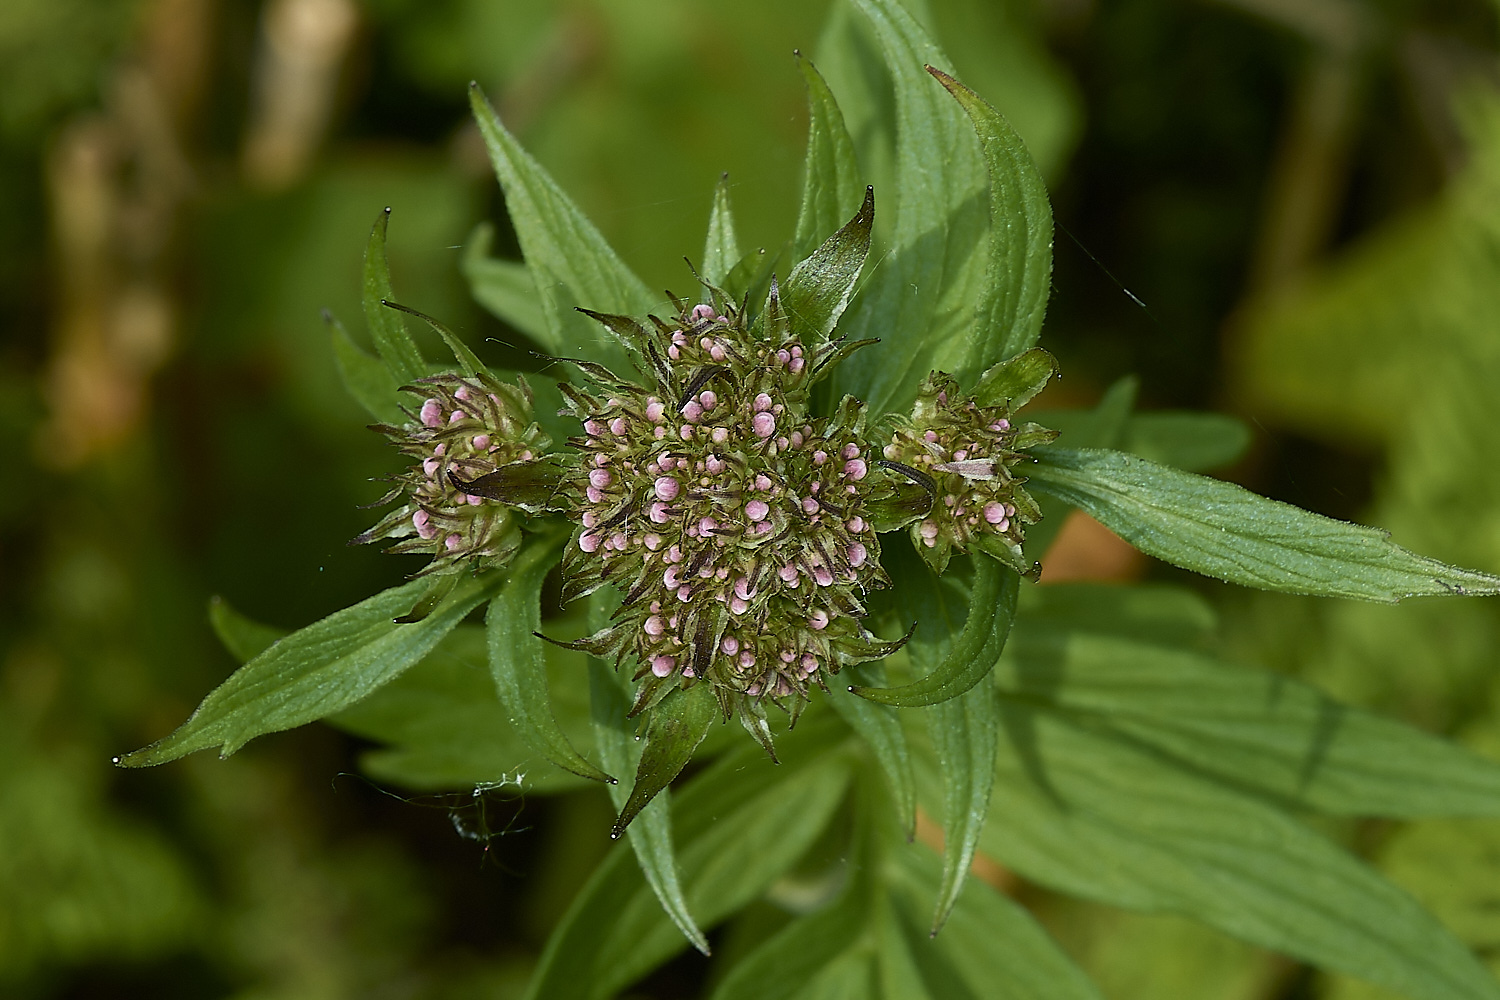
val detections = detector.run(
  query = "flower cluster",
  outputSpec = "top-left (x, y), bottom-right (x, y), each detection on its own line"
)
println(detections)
top-left (883, 371), bottom-right (1056, 577)
top-left (555, 293), bottom-right (909, 722)
top-left (355, 372), bottom-right (551, 576)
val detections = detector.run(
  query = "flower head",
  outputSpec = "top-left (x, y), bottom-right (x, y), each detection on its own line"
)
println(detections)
top-left (553, 290), bottom-right (910, 729)
top-left (355, 372), bottom-right (553, 576)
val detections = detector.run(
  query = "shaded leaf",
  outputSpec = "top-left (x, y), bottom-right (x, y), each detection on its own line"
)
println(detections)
top-left (613, 683), bottom-right (719, 837)
top-left (970, 706), bottom-right (1500, 1000)
top-left (487, 536), bottom-right (610, 783)
top-left (926, 681), bottom-right (999, 935)
top-left (1027, 446), bottom-right (1500, 601)
top-left (119, 573), bottom-right (500, 766)
top-left (207, 595), bottom-right (286, 663)
top-left (589, 657), bottom-right (708, 955)
top-left (363, 207), bottom-right (426, 386)
top-left (793, 53), bottom-right (865, 260)
top-left (328, 313), bottom-right (403, 423)
top-left (928, 67), bottom-right (1054, 370)
top-left (469, 85), bottom-right (657, 373)
top-left (1124, 411), bottom-right (1251, 472)
top-left (382, 299), bottom-right (486, 378)
top-left (827, 662), bottom-right (916, 837)
top-left (702, 173), bottom-right (741, 287)
top-left (462, 222), bottom-right (550, 346)
top-left (524, 713), bottom-right (853, 1000)
top-left (855, 557), bottom-right (1018, 706)
top-left (1001, 625), bottom-right (1500, 819)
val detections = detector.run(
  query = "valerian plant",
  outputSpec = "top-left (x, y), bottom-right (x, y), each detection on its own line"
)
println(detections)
top-left (118, 2), bottom-right (1500, 997)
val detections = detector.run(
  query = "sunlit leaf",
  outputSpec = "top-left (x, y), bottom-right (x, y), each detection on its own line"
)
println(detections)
top-left (613, 682), bottom-right (719, 837)
top-left (1027, 446), bottom-right (1500, 601)
top-left (793, 53), bottom-right (865, 261)
top-left (469, 85), bottom-right (658, 374)
top-left (363, 207), bottom-right (426, 386)
top-left (972, 347), bottom-right (1058, 411)
top-left (783, 186), bottom-right (875, 341)
top-left (928, 67), bottom-right (1054, 370)
top-left (119, 573), bottom-right (500, 766)
top-left (831, 0), bottom-right (988, 417)
top-left (702, 173), bottom-right (741, 287)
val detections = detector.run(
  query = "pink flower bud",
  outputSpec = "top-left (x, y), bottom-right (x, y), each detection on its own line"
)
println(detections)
top-left (420, 399), bottom-right (443, 427)
top-left (721, 635), bottom-right (740, 655)
top-left (654, 476), bottom-right (680, 501)
top-left (579, 532), bottom-right (601, 553)
top-left (589, 468), bottom-right (613, 489)
top-left (472, 434), bottom-right (491, 450)
top-left (444, 533), bottom-right (463, 551)
top-left (844, 459), bottom-right (867, 481)
top-left (449, 410), bottom-right (467, 424)
top-left (753, 412), bottom-right (775, 438)
top-left (848, 542), bottom-right (868, 568)
top-left (651, 655), bottom-right (676, 677)
top-left (984, 502), bottom-right (1008, 524)
top-left (809, 609), bottom-right (829, 630)
top-left (467, 494), bottom-right (483, 506)
top-left (691, 303), bottom-right (716, 320)
top-left (746, 499), bottom-right (769, 521)
top-left (753, 393), bottom-right (773, 412)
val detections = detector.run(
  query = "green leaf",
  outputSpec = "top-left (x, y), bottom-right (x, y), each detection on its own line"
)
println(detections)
top-left (926, 681), bottom-right (999, 935)
top-left (783, 186), bottom-right (875, 341)
top-left (887, 839), bottom-right (1104, 1000)
top-left (1001, 625), bottom-right (1500, 819)
top-left (469, 84), bottom-right (657, 373)
top-left (613, 683), bottom-right (719, 837)
top-left (589, 657), bottom-right (709, 955)
top-left (793, 53), bottom-right (865, 261)
top-left (928, 67), bottom-right (1054, 370)
top-left (331, 625), bottom-right (591, 794)
top-left (702, 173), bottom-right (741, 287)
top-left (118, 573), bottom-right (500, 766)
top-left (831, 0), bottom-right (988, 417)
top-left (827, 663), bottom-right (916, 837)
top-left (381, 299), bottom-right (487, 378)
top-left (462, 222), bottom-right (550, 346)
top-left (1027, 446), bottom-right (1500, 601)
top-left (524, 714), bottom-right (853, 1000)
top-left (207, 595), bottom-right (286, 663)
top-left (363, 207), bottom-right (426, 386)
top-left (1016, 581), bottom-right (1218, 648)
top-left (487, 535), bottom-right (610, 783)
top-left (970, 706), bottom-right (1500, 1000)
top-left (855, 557), bottom-right (1019, 706)
top-left (1123, 411), bottom-right (1251, 472)
top-left (327, 313), bottom-right (403, 423)
top-left (972, 347), bottom-right (1059, 410)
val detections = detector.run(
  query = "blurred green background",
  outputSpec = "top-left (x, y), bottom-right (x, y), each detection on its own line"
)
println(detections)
top-left (2, 0), bottom-right (1499, 997)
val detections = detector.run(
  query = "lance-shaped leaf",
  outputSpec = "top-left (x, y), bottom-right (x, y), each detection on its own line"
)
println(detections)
top-left (487, 537), bottom-right (610, 784)
top-left (832, 0), bottom-right (989, 417)
top-left (469, 84), bottom-right (657, 372)
top-left (327, 313), bottom-right (403, 423)
top-left (118, 573), bottom-right (500, 766)
top-left (928, 67), bottom-right (1054, 371)
top-left (382, 300), bottom-right (486, 378)
top-left (972, 707), bottom-right (1500, 1000)
top-left (462, 222), bottom-right (550, 346)
top-left (1028, 446), bottom-right (1500, 601)
top-left (524, 714), bottom-right (852, 1000)
top-left (793, 53), bottom-right (864, 260)
top-left (854, 556), bottom-right (1019, 706)
top-left (363, 208), bottom-right (426, 386)
top-left (208, 595), bottom-right (287, 662)
top-left (612, 682), bottom-right (719, 838)
top-left (701, 173), bottom-right (740, 287)
top-left (972, 347), bottom-right (1059, 411)
top-left (827, 662), bottom-right (916, 837)
top-left (588, 656), bottom-right (708, 954)
top-left (927, 680), bottom-right (1000, 935)
top-left (782, 186), bottom-right (875, 341)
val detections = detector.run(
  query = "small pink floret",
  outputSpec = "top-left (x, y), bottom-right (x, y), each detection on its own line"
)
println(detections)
top-left (721, 636), bottom-right (740, 655)
top-left (449, 410), bottom-right (467, 424)
top-left (753, 393), bottom-right (773, 412)
top-left (692, 303), bottom-right (716, 320)
top-left (810, 609), bottom-right (829, 630)
top-left (984, 502), bottom-right (1007, 524)
top-left (752, 412), bottom-right (776, 438)
top-left (746, 499), bottom-right (769, 521)
top-left (844, 459), bottom-right (868, 481)
top-left (654, 476), bottom-right (680, 501)
top-left (589, 468), bottom-right (613, 489)
top-left (730, 596), bottom-right (749, 615)
top-left (467, 494), bottom-right (483, 506)
top-left (848, 542), bottom-right (868, 568)
top-left (579, 532), bottom-right (601, 553)
top-left (472, 434), bottom-right (491, 450)
top-left (419, 399), bottom-right (443, 427)
top-left (444, 533), bottom-right (462, 551)
top-left (651, 655), bottom-right (676, 677)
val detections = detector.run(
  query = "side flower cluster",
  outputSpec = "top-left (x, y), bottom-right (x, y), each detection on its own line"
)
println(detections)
top-left (356, 372), bottom-right (551, 577)
top-left (883, 371), bottom-right (1056, 577)
top-left (555, 293), bottom-right (910, 727)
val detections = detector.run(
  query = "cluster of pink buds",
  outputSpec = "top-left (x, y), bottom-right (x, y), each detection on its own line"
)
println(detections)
top-left (355, 373), bottom-right (551, 576)
top-left (883, 371), bottom-right (1056, 577)
top-left (556, 296), bottom-right (908, 722)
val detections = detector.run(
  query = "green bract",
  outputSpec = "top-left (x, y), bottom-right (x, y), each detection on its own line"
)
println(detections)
top-left (118, 1), bottom-right (1500, 997)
